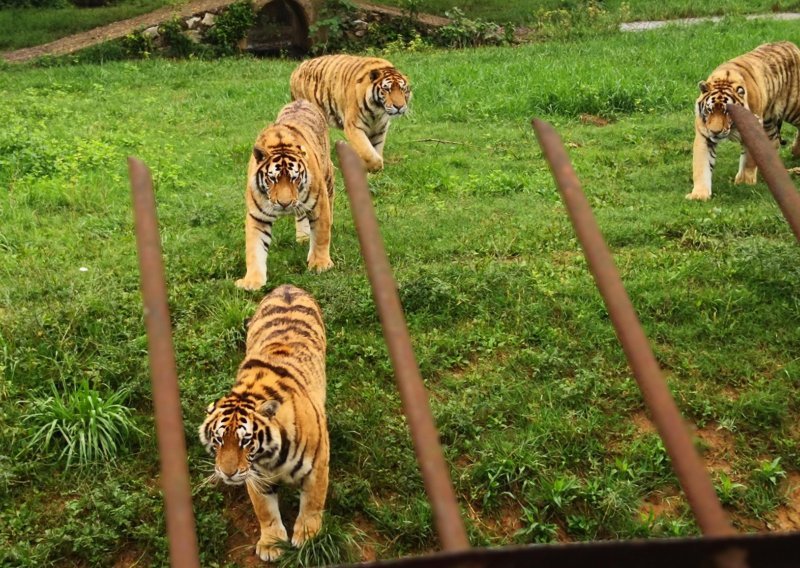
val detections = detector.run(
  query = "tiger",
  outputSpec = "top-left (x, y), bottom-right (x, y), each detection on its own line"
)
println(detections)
top-left (199, 284), bottom-right (329, 562)
top-left (688, 41), bottom-right (800, 201)
top-left (290, 54), bottom-right (411, 173)
top-left (235, 99), bottom-right (335, 291)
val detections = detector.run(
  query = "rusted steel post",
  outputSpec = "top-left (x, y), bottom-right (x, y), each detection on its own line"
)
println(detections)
top-left (128, 157), bottom-right (201, 568)
top-left (336, 142), bottom-right (471, 553)
top-left (531, 120), bottom-right (742, 545)
top-left (728, 104), bottom-right (800, 243)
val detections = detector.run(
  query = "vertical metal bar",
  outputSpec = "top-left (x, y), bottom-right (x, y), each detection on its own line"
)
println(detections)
top-left (336, 142), bottom-right (471, 552)
top-left (728, 104), bottom-right (800, 243)
top-left (128, 157), bottom-right (201, 568)
top-left (530, 119), bottom-right (740, 542)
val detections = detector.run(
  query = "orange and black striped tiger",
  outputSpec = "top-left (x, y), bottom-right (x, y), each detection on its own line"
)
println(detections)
top-left (689, 41), bottom-right (800, 200)
top-left (236, 100), bottom-right (335, 291)
top-left (290, 54), bottom-right (411, 172)
top-left (199, 285), bottom-right (329, 562)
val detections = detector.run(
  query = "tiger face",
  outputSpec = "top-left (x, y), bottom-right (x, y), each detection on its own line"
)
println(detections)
top-left (199, 395), bottom-right (282, 486)
top-left (370, 68), bottom-right (411, 116)
top-left (696, 74), bottom-right (747, 142)
top-left (252, 145), bottom-right (308, 213)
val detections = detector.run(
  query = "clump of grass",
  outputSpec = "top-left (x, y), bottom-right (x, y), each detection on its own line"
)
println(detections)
top-left (275, 519), bottom-right (360, 568)
top-left (23, 381), bottom-right (142, 468)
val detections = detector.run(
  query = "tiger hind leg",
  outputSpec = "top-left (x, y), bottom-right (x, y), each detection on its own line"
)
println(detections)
top-left (734, 148), bottom-right (758, 185)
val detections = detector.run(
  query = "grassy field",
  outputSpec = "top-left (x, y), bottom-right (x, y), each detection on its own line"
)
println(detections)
top-left (2, 17), bottom-right (800, 567)
top-left (0, 0), bottom-right (186, 51)
top-left (381, 0), bottom-right (800, 25)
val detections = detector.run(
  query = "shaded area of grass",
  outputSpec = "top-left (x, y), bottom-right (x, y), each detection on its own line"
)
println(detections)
top-left (1, 17), bottom-right (799, 567)
top-left (0, 0), bottom-right (186, 51)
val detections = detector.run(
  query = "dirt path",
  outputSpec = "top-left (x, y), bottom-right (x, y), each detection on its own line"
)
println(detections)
top-left (620, 11), bottom-right (800, 32)
top-left (2, 0), bottom-right (250, 63)
top-left (1, 0), bottom-right (450, 64)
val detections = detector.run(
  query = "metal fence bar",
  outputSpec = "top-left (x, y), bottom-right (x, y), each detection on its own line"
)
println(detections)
top-left (128, 157), bottom-right (201, 568)
top-left (335, 142), bottom-right (471, 553)
top-left (727, 104), bottom-right (800, 243)
top-left (530, 120), bottom-right (743, 553)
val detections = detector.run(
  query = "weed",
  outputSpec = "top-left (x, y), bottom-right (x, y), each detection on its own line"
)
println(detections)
top-left (23, 381), bottom-right (143, 468)
top-left (274, 518), bottom-right (360, 567)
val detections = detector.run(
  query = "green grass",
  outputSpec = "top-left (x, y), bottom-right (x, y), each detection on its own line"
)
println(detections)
top-left (2, 17), bottom-right (800, 567)
top-left (0, 0), bottom-right (186, 51)
top-left (383, 0), bottom-right (800, 25)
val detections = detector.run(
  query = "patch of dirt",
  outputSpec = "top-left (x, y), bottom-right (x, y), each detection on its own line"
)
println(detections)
top-left (112, 548), bottom-right (149, 568)
top-left (352, 513), bottom-right (386, 562)
top-left (638, 489), bottom-right (683, 521)
top-left (770, 472), bottom-right (800, 532)
top-left (224, 495), bottom-right (260, 567)
top-left (631, 410), bottom-right (656, 435)
top-left (691, 423), bottom-right (736, 474)
top-left (464, 500), bottom-right (523, 541)
top-left (579, 114), bottom-right (611, 127)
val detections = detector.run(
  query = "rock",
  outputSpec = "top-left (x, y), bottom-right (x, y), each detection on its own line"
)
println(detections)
top-left (142, 26), bottom-right (160, 39)
top-left (186, 16), bottom-right (201, 29)
top-left (201, 13), bottom-right (216, 27)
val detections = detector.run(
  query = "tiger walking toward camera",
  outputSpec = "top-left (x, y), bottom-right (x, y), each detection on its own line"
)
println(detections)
top-left (199, 285), bottom-right (329, 562)
top-left (236, 100), bottom-right (335, 291)
top-left (290, 54), bottom-right (411, 172)
top-left (688, 41), bottom-right (800, 201)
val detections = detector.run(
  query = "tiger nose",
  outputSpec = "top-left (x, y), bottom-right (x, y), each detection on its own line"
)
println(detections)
top-left (277, 198), bottom-right (292, 207)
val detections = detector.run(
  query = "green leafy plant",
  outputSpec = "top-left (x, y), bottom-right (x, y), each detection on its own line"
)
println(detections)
top-left (23, 381), bottom-right (142, 467)
top-left (206, 0), bottom-right (255, 55)
top-left (433, 8), bottom-right (513, 48)
top-left (159, 17), bottom-right (197, 58)
top-left (121, 29), bottom-right (154, 59)
top-left (752, 457), bottom-right (787, 487)
top-left (308, 0), bottom-right (358, 54)
top-left (714, 472), bottom-right (746, 505)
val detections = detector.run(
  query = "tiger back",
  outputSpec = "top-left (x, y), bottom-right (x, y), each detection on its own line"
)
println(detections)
top-left (688, 41), bottom-right (800, 201)
top-left (199, 284), bottom-right (329, 562)
top-left (235, 100), bottom-right (335, 290)
top-left (290, 54), bottom-right (411, 172)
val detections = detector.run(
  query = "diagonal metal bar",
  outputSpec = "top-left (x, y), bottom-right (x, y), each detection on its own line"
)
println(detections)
top-left (727, 103), bottom-right (800, 243)
top-left (335, 142), bottom-right (471, 553)
top-left (128, 157), bottom-right (201, 568)
top-left (530, 120), bottom-right (745, 564)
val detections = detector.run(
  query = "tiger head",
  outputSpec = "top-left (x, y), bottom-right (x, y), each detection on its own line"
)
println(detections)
top-left (695, 71), bottom-right (748, 142)
top-left (199, 394), bottom-right (283, 486)
top-left (369, 67), bottom-right (411, 116)
top-left (251, 133), bottom-right (308, 213)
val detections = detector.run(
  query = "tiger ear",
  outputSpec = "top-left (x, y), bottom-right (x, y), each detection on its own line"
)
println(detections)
top-left (206, 401), bottom-right (216, 414)
top-left (253, 146), bottom-right (266, 162)
top-left (698, 80), bottom-right (709, 93)
top-left (298, 144), bottom-right (307, 158)
top-left (369, 69), bottom-right (381, 81)
top-left (259, 400), bottom-right (281, 419)
top-left (736, 85), bottom-right (745, 97)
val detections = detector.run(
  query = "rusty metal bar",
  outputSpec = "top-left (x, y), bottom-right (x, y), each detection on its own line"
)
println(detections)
top-left (335, 142), bottom-right (471, 553)
top-left (128, 157), bottom-right (201, 568)
top-left (531, 120), bottom-right (742, 549)
top-left (728, 104), bottom-right (800, 243)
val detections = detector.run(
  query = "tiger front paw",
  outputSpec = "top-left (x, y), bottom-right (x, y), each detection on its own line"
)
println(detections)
top-left (235, 273), bottom-right (267, 291)
top-left (307, 256), bottom-right (333, 273)
top-left (734, 169), bottom-right (757, 185)
top-left (685, 188), bottom-right (711, 201)
top-left (255, 526), bottom-right (288, 562)
top-left (291, 514), bottom-right (322, 547)
top-left (364, 156), bottom-right (384, 173)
